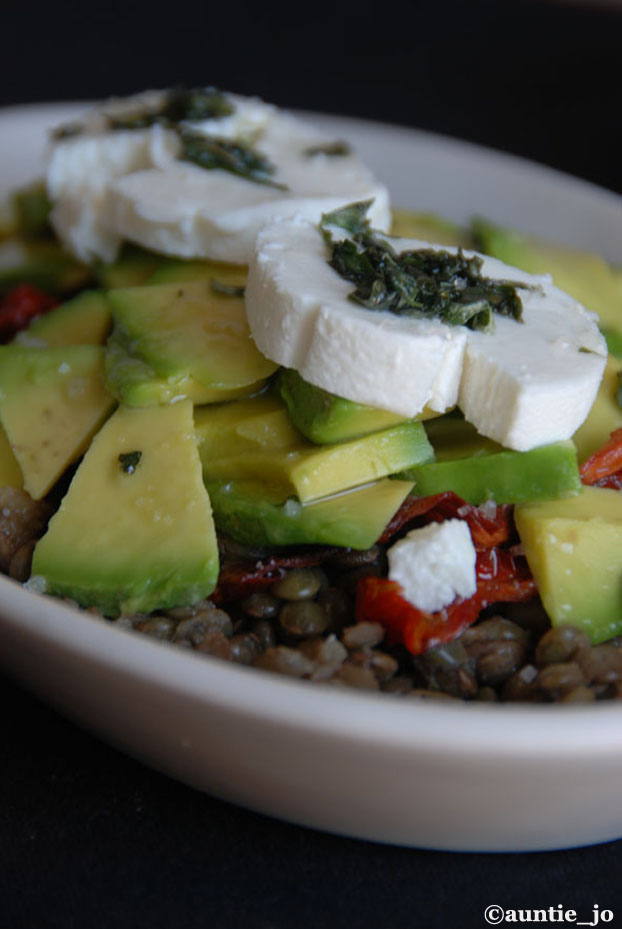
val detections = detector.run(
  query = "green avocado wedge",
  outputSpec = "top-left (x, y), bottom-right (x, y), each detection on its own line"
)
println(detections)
top-left (201, 420), bottom-right (433, 504)
top-left (0, 344), bottom-right (115, 500)
top-left (0, 237), bottom-right (91, 296)
top-left (14, 289), bottom-right (112, 348)
top-left (105, 329), bottom-right (267, 407)
top-left (207, 477), bottom-right (414, 549)
top-left (472, 218), bottom-right (621, 351)
top-left (515, 486), bottom-right (622, 644)
top-left (107, 279), bottom-right (277, 390)
top-left (402, 414), bottom-right (582, 505)
top-left (93, 244), bottom-right (163, 289)
top-left (389, 209), bottom-right (472, 247)
top-left (278, 368), bottom-right (410, 444)
top-left (31, 400), bottom-right (219, 616)
top-left (147, 257), bottom-right (247, 288)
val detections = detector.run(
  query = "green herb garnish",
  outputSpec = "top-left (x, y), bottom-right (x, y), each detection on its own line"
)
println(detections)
top-left (210, 279), bottom-right (246, 298)
top-left (108, 86), bottom-right (234, 131)
top-left (51, 86), bottom-right (286, 191)
top-left (50, 122), bottom-right (84, 141)
top-left (321, 202), bottom-right (528, 333)
top-left (180, 131), bottom-right (287, 189)
top-left (304, 140), bottom-right (351, 157)
top-left (119, 451), bottom-right (142, 474)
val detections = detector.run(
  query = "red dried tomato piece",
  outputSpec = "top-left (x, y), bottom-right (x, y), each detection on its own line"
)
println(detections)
top-left (579, 428), bottom-right (622, 487)
top-left (355, 548), bottom-right (536, 656)
top-left (0, 283), bottom-right (58, 342)
top-left (212, 548), bottom-right (337, 603)
top-left (379, 490), bottom-right (514, 549)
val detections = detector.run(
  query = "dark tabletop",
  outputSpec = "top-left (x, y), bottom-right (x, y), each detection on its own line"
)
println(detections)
top-left (2, 1), bottom-right (622, 927)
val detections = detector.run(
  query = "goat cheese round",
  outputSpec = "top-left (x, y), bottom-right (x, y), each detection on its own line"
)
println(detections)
top-left (387, 519), bottom-right (477, 613)
top-left (46, 90), bottom-right (391, 264)
top-left (245, 218), bottom-right (607, 451)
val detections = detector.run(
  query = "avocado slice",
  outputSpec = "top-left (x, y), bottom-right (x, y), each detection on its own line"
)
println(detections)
top-left (93, 244), bottom-right (163, 289)
top-left (106, 279), bottom-right (278, 392)
top-left (278, 368), bottom-right (410, 444)
top-left (31, 400), bottom-right (219, 616)
top-left (0, 345), bottom-right (115, 499)
top-left (194, 391), bottom-right (301, 460)
top-left (12, 180), bottom-right (53, 239)
top-left (147, 257), bottom-right (247, 288)
top-left (0, 237), bottom-right (91, 296)
top-left (207, 477), bottom-right (414, 549)
top-left (390, 209), bottom-right (472, 247)
top-left (573, 356), bottom-right (622, 463)
top-left (472, 218), bottom-right (621, 348)
top-left (0, 421), bottom-right (23, 489)
top-left (403, 413), bottom-right (582, 505)
top-left (201, 420), bottom-right (433, 504)
top-left (515, 486), bottom-right (622, 644)
top-left (104, 329), bottom-right (267, 407)
top-left (15, 290), bottom-right (112, 348)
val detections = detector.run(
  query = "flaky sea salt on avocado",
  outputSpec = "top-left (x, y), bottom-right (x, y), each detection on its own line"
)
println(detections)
top-left (30, 400), bottom-right (219, 616)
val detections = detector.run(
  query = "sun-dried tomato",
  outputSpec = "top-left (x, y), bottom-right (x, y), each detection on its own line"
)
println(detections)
top-left (211, 548), bottom-right (338, 603)
top-left (579, 428), bottom-right (622, 488)
top-left (355, 548), bottom-right (536, 656)
top-left (0, 283), bottom-right (58, 342)
top-left (379, 490), bottom-right (514, 549)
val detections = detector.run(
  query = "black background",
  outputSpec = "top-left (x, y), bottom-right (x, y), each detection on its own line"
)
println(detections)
top-left (2, 1), bottom-right (622, 927)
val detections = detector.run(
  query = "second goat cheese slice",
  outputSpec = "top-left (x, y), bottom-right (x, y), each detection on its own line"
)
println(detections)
top-left (246, 218), bottom-right (467, 417)
top-left (46, 90), bottom-right (390, 265)
top-left (387, 519), bottom-right (477, 613)
top-left (245, 217), bottom-right (607, 450)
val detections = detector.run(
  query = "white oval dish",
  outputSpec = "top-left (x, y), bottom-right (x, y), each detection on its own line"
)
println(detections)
top-left (1, 102), bottom-right (621, 853)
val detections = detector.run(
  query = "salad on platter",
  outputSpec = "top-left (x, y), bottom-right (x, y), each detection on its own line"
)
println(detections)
top-left (1, 86), bottom-right (622, 705)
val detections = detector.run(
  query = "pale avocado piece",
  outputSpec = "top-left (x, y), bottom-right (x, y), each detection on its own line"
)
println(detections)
top-left (201, 420), bottom-right (433, 504)
top-left (105, 329), bottom-right (267, 407)
top-left (0, 421), bottom-right (23, 489)
top-left (278, 368), bottom-right (410, 444)
top-left (31, 400), bottom-right (219, 616)
top-left (12, 180), bottom-right (53, 238)
top-left (0, 237), bottom-right (91, 296)
top-left (515, 486), bottom-right (622, 644)
top-left (207, 477), bottom-right (414, 549)
top-left (194, 391), bottom-right (301, 461)
top-left (107, 279), bottom-right (277, 390)
top-left (148, 258), bottom-right (247, 288)
top-left (390, 209), bottom-right (472, 247)
top-left (93, 244), bottom-right (163, 289)
top-left (403, 413), bottom-right (582, 504)
top-left (0, 345), bottom-right (115, 500)
top-left (573, 355), bottom-right (622, 463)
top-left (15, 290), bottom-right (111, 348)
top-left (472, 218), bottom-right (621, 343)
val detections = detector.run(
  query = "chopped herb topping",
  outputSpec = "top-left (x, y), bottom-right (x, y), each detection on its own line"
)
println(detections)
top-left (50, 122), bottom-right (84, 141)
top-left (119, 451), bottom-right (142, 474)
top-left (108, 86), bottom-right (234, 131)
top-left (51, 87), bottom-right (283, 190)
top-left (320, 202), bottom-right (529, 333)
top-left (180, 131), bottom-right (287, 189)
top-left (210, 279), bottom-right (246, 298)
top-left (304, 140), bottom-right (351, 157)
